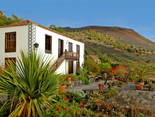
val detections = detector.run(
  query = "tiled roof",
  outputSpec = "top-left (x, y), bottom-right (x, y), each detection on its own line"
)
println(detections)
top-left (0, 20), bottom-right (83, 43)
top-left (4, 20), bottom-right (32, 27)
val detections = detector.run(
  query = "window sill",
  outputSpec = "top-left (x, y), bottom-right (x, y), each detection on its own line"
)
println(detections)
top-left (5, 50), bottom-right (16, 53)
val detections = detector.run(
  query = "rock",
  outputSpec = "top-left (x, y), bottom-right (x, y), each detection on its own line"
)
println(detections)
top-left (105, 90), bottom-right (155, 111)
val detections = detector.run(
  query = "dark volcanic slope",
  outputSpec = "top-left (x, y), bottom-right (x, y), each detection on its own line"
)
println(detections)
top-left (64, 26), bottom-right (155, 51)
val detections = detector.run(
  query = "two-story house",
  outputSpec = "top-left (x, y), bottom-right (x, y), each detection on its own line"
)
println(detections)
top-left (0, 20), bottom-right (84, 74)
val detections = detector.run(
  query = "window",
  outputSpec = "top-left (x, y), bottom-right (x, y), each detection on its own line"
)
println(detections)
top-left (68, 61), bottom-right (73, 74)
top-left (5, 58), bottom-right (16, 68)
top-left (45, 35), bottom-right (52, 53)
top-left (76, 45), bottom-right (80, 54)
top-left (5, 32), bottom-right (16, 52)
top-left (68, 42), bottom-right (73, 52)
top-left (58, 39), bottom-right (64, 57)
top-left (76, 61), bottom-right (80, 72)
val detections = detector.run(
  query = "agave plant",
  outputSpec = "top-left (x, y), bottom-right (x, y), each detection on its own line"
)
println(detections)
top-left (0, 51), bottom-right (60, 117)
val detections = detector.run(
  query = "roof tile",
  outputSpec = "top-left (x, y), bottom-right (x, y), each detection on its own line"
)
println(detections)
top-left (0, 20), bottom-right (83, 43)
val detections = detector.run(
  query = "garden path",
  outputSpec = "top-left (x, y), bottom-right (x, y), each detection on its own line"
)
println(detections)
top-left (66, 81), bottom-right (106, 92)
top-left (66, 81), bottom-right (136, 92)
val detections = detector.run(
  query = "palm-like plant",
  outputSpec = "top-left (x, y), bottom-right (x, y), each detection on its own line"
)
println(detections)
top-left (0, 51), bottom-right (60, 117)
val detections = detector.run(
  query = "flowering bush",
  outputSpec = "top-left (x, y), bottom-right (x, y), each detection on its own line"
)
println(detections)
top-left (65, 74), bottom-right (72, 79)
top-left (45, 96), bottom-right (93, 117)
top-left (66, 91), bottom-right (86, 103)
top-left (110, 65), bottom-right (128, 79)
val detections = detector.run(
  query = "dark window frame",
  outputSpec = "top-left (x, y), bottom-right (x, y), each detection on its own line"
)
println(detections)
top-left (68, 42), bottom-right (73, 52)
top-left (76, 61), bottom-right (80, 72)
top-left (58, 39), bottom-right (64, 57)
top-left (76, 44), bottom-right (80, 54)
top-left (45, 35), bottom-right (52, 54)
top-left (5, 32), bottom-right (16, 52)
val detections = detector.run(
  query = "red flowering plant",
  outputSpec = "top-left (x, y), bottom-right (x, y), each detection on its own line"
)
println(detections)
top-left (45, 96), bottom-right (93, 116)
top-left (45, 97), bottom-right (70, 116)
top-left (109, 67), bottom-right (115, 76)
top-left (65, 74), bottom-right (73, 79)
top-left (109, 67), bottom-right (116, 80)
top-left (97, 83), bottom-right (104, 90)
top-left (111, 65), bottom-right (128, 81)
top-left (64, 74), bottom-right (77, 84)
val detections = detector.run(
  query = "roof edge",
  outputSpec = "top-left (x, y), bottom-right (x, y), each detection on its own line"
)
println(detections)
top-left (0, 20), bottom-right (84, 43)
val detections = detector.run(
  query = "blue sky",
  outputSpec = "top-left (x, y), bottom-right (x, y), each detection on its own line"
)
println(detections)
top-left (1, 0), bottom-right (155, 42)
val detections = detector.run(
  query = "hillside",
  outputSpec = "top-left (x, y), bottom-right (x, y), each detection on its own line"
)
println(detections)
top-left (86, 41), bottom-right (155, 65)
top-left (61, 26), bottom-right (155, 67)
top-left (64, 26), bottom-right (155, 51)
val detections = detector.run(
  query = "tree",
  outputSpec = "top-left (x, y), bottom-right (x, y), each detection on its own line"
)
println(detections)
top-left (0, 51), bottom-right (60, 117)
top-left (0, 11), bottom-right (22, 26)
top-left (49, 24), bottom-right (56, 30)
top-left (0, 11), bottom-right (4, 16)
top-left (49, 24), bottom-right (65, 33)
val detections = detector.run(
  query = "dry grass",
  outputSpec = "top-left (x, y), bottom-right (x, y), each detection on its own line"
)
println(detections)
top-left (64, 26), bottom-right (155, 51)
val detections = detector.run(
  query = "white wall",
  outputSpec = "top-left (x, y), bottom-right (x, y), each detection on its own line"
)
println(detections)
top-left (55, 60), bottom-right (67, 74)
top-left (0, 24), bottom-right (84, 74)
top-left (35, 25), bottom-right (84, 74)
top-left (0, 26), bottom-right (28, 67)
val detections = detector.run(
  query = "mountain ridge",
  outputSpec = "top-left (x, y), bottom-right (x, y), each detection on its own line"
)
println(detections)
top-left (64, 26), bottom-right (155, 51)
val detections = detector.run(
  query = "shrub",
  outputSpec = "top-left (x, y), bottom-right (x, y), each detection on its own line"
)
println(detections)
top-left (111, 65), bottom-right (128, 79)
top-left (49, 24), bottom-right (65, 33)
top-left (129, 75), bottom-right (139, 82)
top-left (77, 68), bottom-right (90, 85)
top-left (99, 62), bottom-right (111, 73)
top-left (99, 54), bottom-right (113, 63)
top-left (0, 51), bottom-right (61, 117)
top-left (104, 88), bottom-right (119, 100)
top-left (66, 91), bottom-right (86, 103)
top-left (84, 57), bottom-right (100, 73)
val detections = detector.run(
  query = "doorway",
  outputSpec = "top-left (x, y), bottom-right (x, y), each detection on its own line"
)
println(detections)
top-left (68, 61), bottom-right (73, 74)
top-left (58, 39), bottom-right (64, 57)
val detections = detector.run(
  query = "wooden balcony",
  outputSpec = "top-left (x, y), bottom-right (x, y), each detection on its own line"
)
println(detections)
top-left (51, 51), bottom-right (79, 71)
top-left (64, 51), bottom-right (79, 61)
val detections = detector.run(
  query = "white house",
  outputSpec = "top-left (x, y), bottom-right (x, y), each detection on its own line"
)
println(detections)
top-left (0, 20), bottom-right (84, 74)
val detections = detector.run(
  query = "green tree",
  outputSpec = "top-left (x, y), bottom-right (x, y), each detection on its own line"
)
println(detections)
top-left (49, 24), bottom-right (65, 33)
top-left (0, 11), bottom-right (22, 26)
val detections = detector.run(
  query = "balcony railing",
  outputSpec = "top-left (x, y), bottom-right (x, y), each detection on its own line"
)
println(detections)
top-left (64, 51), bottom-right (80, 60)
top-left (51, 50), bottom-right (80, 71)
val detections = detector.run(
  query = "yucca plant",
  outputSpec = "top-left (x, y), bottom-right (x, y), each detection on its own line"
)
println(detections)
top-left (0, 51), bottom-right (61, 117)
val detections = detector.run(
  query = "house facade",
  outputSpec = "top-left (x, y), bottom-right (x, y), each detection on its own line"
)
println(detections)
top-left (0, 20), bottom-right (84, 74)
